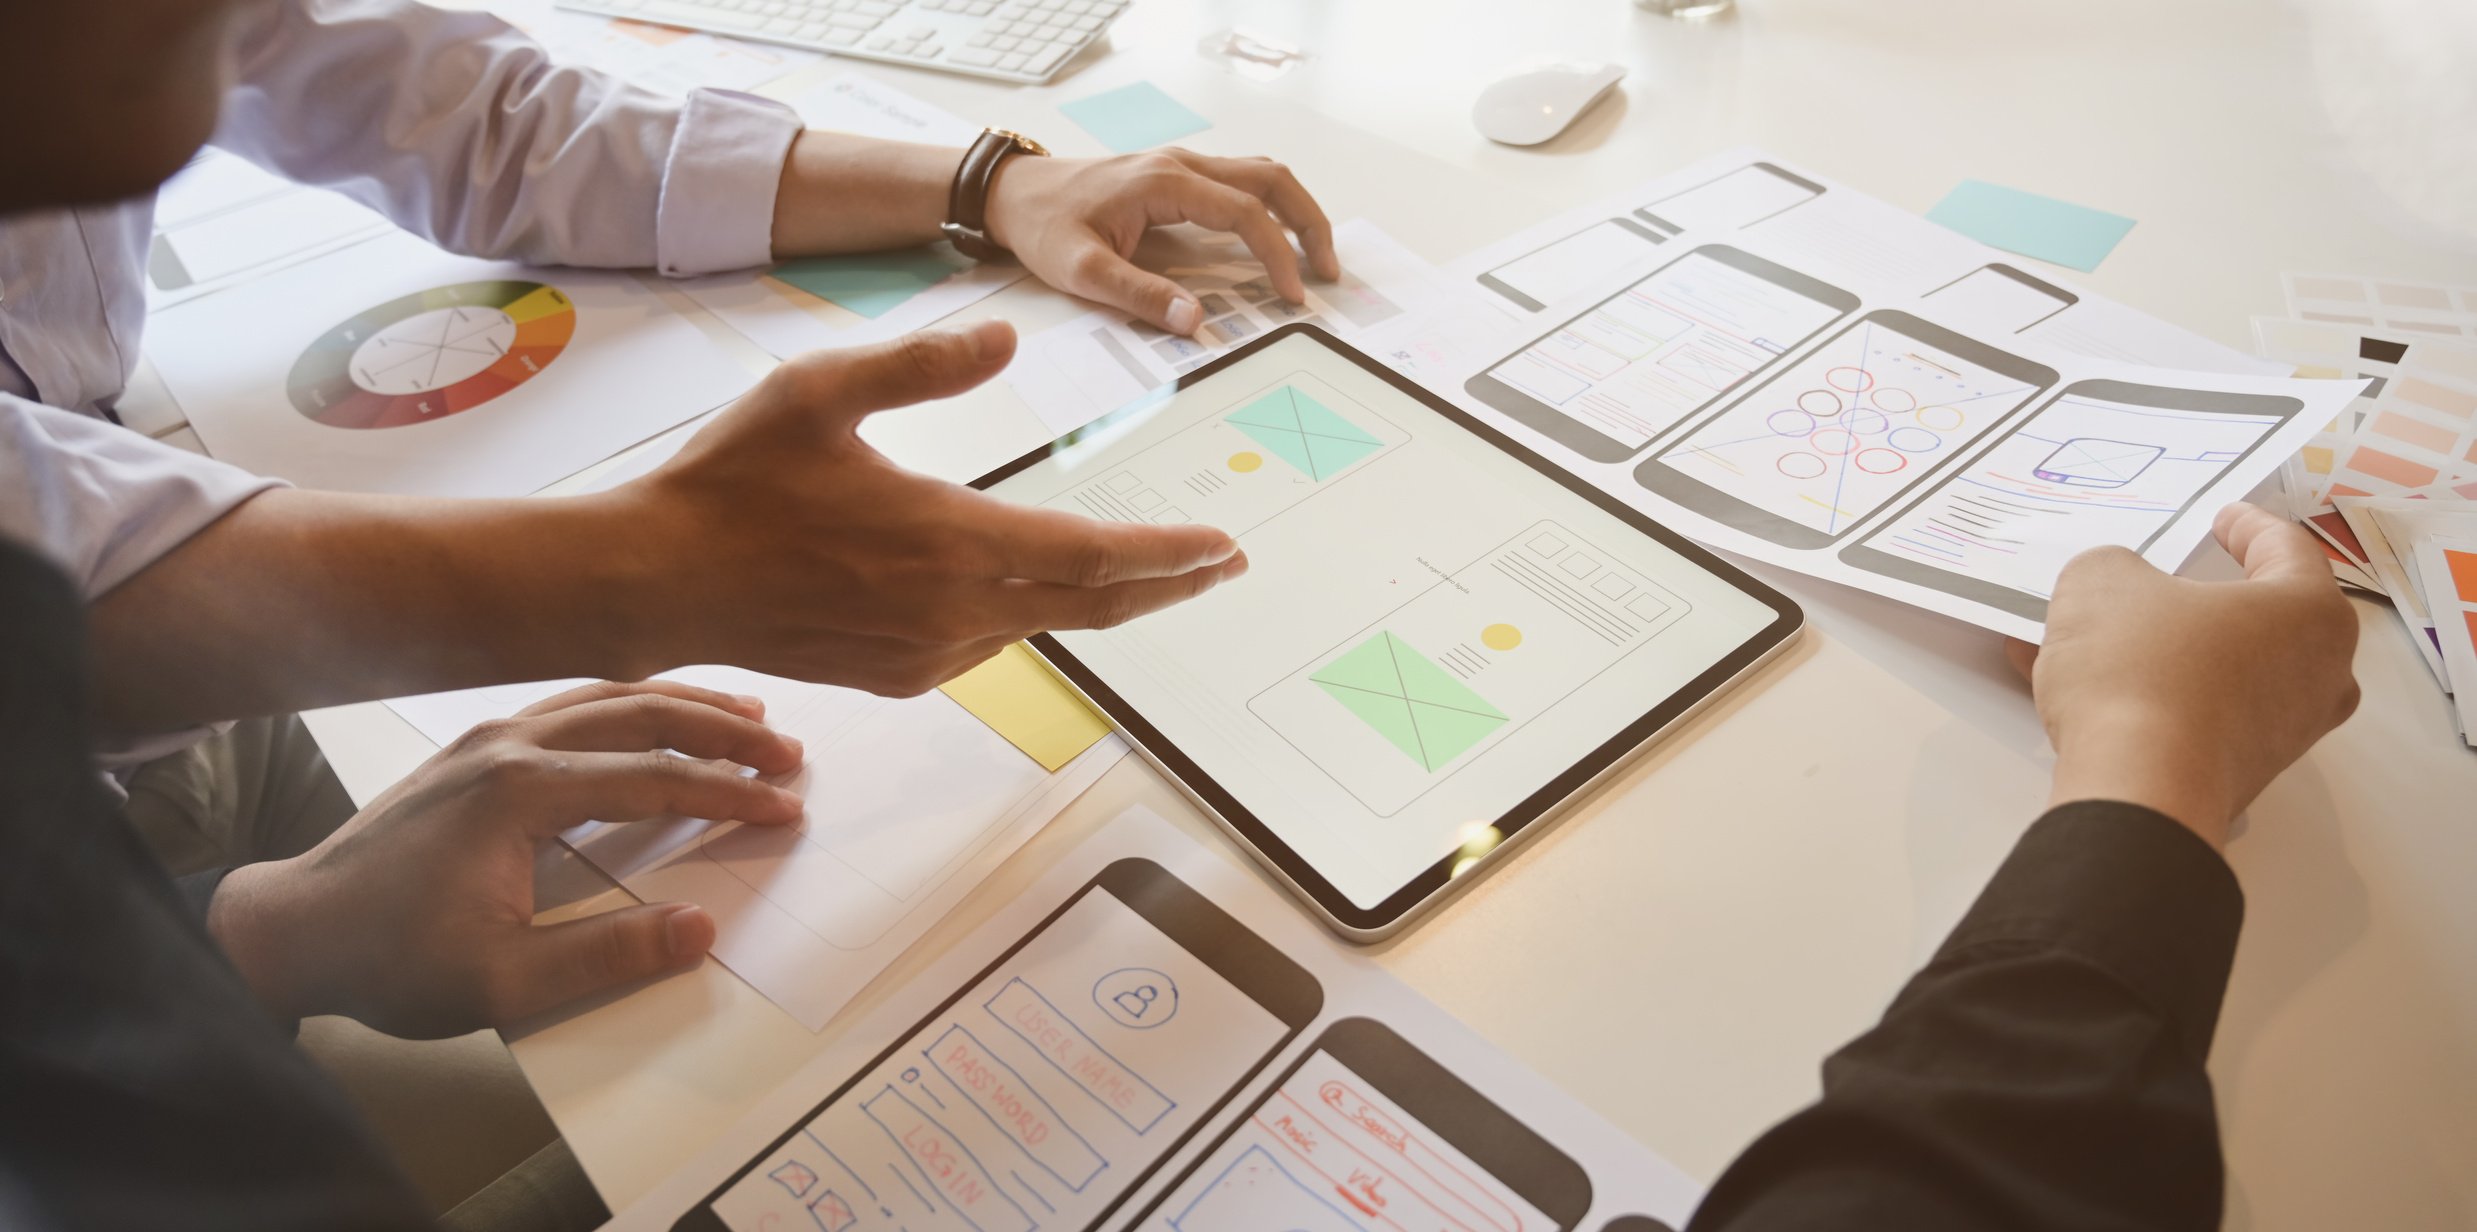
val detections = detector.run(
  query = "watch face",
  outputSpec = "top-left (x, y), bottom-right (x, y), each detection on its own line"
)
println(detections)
top-left (991, 127), bottom-right (1051, 157)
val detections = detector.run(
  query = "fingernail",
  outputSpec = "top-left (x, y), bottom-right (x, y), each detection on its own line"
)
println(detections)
top-left (1166, 298), bottom-right (1203, 335)
top-left (961, 318), bottom-right (1012, 363)
top-left (1200, 535), bottom-right (1239, 565)
top-left (662, 905), bottom-right (712, 960)
top-left (1222, 550), bottom-right (1250, 578)
top-left (734, 693), bottom-right (765, 717)
top-left (769, 787), bottom-right (805, 819)
top-left (778, 735), bottom-right (803, 760)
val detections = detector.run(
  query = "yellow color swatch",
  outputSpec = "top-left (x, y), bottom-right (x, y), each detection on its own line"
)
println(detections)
top-left (1481, 623), bottom-right (1523, 650)
top-left (1228, 451), bottom-right (1263, 472)
top-left (938, 642), bottom-right (1113, 772)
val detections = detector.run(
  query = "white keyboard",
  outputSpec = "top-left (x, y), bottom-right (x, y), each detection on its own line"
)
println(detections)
top-left (556, 0), bottom-right (1128, 85)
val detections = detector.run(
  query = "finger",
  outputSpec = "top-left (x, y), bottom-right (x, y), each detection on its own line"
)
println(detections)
top-left (1173, 153), bottom-right (1340, 282)
top-left (2052, 542), bottom-right (2153, 594)
top-left (521, 693), bottom-right (803, 776)
top-left (995, 549), bottom-right (1250, 632)
top-left (769, 319), bottom-right (1018, 433)
top-left (514, 678), bottom-right (767, 724)
top-left (960, 489), bottom-right (1238, 586)
top-left (1065, 242), bottom-right (1209, 335)
top-left (509, 750), bottom-right (803, 836)
top-left (2214, 501), bottom-right (2334, 586)
top-left (489, 902), bottom-right (711, 1024)
top-left (2002, 637), bottom-right (2038, 682)
top-left (1161, 176), bottom-right (1307, 303)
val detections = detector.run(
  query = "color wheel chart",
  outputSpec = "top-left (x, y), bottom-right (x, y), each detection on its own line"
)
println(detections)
top-left (285, 280), bottom-right (575, 429)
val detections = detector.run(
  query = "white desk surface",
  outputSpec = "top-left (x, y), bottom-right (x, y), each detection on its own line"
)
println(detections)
top-left (303, 1), bottom-right (2477, 1226)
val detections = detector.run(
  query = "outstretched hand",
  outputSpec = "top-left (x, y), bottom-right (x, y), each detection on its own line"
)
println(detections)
top-left (612, 319), bottom-right (1248, 695)
top-left (2009, 502), bottom-right (2360, 847)
top-left (209, 681), bottom-right (805, 1037)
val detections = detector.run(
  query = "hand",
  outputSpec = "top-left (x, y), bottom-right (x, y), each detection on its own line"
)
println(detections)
top-left (609, 319), bottom-right (1248, 695)
top-left (207, 682), bottom-right (806, 1037)
top-left (985, 149), bottom-right (1341, 335)
top-left (2008, 502), bottom-right (2360, 848)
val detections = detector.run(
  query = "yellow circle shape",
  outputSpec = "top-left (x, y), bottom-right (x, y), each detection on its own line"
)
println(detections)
top-left (1481, 623), bottom-right (1523, 651)
top-left (1227, 451), bottom-right (1263, 473)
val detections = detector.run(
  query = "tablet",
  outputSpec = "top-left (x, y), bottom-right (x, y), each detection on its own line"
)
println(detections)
top-left (977, 324), bottom-right (1802, 938)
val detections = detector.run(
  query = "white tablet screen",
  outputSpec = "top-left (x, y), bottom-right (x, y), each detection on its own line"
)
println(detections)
top-left (983, 330), bottom-right (1785, 911)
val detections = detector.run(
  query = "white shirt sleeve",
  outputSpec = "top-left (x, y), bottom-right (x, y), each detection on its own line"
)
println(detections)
top-left (212, 0), bottom-right (802, 275)
top-left (0, 397), bottom-right (283, 768)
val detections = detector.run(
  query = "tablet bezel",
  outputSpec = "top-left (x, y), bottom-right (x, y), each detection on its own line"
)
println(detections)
top-left (972, 322), bottom-right (1804, 938)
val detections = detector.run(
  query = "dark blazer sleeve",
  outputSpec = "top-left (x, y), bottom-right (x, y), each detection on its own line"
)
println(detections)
top-left (1685, 801), bottom-right (2245, 1232)
top-left (0, 541), bottom-right (432, 1232)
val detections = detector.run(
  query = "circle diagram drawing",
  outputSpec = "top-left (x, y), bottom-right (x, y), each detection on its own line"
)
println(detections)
top-left (286, 281), bottom-right (576, 429)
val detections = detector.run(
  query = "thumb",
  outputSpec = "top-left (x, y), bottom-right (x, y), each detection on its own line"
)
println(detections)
top-left (2214, 500), bottom-right (2330, 585)
top-left (1069, 244), bottom-right (1205, 335)
top-left (772, 319), bottom-right (1019, 434)
top-left (492, 902), bottom-right (712, 1023)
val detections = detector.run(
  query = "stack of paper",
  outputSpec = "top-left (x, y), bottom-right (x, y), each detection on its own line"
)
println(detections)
top-left (2258, 286), bottom-right (2477, 745)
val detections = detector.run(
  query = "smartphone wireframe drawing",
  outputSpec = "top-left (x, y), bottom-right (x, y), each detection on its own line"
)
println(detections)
top-left (677, 858), bottom-right (1324, 1232)
top-left (1124, 1017), bottom-right (1595, 1232)
top-left (1476, 216), bottom-right (1671, 314)
top-left (1632, 161), bottom-right (1825, 236)
top-left (1838, 379), bottom-right (2307, 621)
top-left (1919, 263), bottom-right (2078, 333)
top-left (1635, 310), bottom-right (2060, 549)
top-left (1465, 245), bottom-right (1858, 464)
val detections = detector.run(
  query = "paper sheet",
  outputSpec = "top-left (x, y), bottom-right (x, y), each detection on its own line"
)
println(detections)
top-left (146, 229), bottom-right (757, 497)
top-left (2327, 340), bottom-right (2477, 502)
top-left (675, 74), bottom-right (1030, 361)
top-left (1376, 148), bottom-right (2346, 641)
top-left (145, 148), bottom-right (393, 309)
top-left (488, 0), bottom-right (820, 96)
top-left (2410, 536), bottom-right (2477, 744)
top-left (1924, 180), bottom-right (2136, 274)
top-left (1002, 218), bottom-right (1455, 435)
top-left (938, 643), bottom-right (1114, 772)
top-left (1058, 80), bottom-right (1213, 152)
top-left (2284, 271), bottom-right (2477, 341)
top-left (602, 807), bottom-right (1706, 1232)
top-left (388, 662), bottom-right (1125, 1030)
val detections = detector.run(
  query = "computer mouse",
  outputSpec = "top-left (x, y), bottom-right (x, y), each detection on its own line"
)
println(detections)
top-left (1472, 60), bottom-right (1627, 146)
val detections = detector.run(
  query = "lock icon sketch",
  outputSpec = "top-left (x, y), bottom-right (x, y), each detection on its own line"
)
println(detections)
top-left (1093, 967), bottom-right (1180, 1030)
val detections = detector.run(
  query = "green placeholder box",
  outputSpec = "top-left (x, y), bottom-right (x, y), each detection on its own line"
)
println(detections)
top-left (1225, 385), bottom-right (1384, 480)
top-left (1312, 632), bottom-right (1509, 772)
top-left (771, 248), bottom-right (966, 319)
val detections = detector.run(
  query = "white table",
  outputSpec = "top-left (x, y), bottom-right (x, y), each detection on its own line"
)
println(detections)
top-left (306, 2), bottom-right (2477, 1227)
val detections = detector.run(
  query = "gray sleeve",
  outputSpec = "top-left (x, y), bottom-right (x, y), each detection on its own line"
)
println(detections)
top-left (0, 397), bottom-right (278, 767)
top-left (212, 0), bottom-right (801, 275)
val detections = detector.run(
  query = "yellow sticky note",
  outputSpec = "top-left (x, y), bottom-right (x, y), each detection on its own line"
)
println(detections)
top-left (938, 642), bottom-right (1113, 772)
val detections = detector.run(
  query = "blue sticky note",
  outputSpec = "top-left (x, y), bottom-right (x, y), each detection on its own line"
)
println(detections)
top-left (1926, 180), bottom-right (2137, 273)
top-left (771, 248), bottom-right (965, 319)
top-left (1058, 81), bottom-right (1211, 153)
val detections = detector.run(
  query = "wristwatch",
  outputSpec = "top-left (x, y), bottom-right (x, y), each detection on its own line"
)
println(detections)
top-left (942, 127), bottom-right (1050, 261)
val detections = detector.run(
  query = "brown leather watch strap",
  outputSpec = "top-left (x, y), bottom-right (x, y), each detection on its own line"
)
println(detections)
top-left (942, 128), bottom-right (1049, 261)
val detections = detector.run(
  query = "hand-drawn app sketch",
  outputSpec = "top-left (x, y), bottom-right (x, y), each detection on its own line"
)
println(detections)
top-left (1126, 1017), bottom-right (1594, 1232)
top-left (685, 860), bottom-right (1322, 1232)
top-left (1839, 380), bottom-right (2306, 620)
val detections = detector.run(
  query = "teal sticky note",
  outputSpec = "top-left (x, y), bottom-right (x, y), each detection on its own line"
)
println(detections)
top-left (1058, 81), bottom-right (1211, 153)
top-left (1926, 180), bottom-right (2136, 273)
top-left (771, 248), bottom-right (965, 319)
